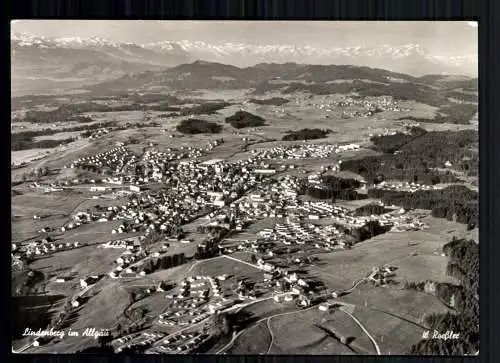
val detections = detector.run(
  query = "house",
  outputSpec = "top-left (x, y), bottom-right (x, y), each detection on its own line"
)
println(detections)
top-left (273, 295), bottom-right (283, 303)
top-left (213, 200), bottom-right (225, 207)
top-left (319, 303), bottom-right (331, 311)
top-left (130, 185), bottom-right (143, 193)
top-left (263, 273), bottom-right (274, 281)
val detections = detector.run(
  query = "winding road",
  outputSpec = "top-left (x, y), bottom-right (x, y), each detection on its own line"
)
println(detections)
top-left (339, 307), bottom-right (381, 355)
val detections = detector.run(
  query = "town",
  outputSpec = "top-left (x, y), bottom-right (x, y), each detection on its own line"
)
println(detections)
top-left (11, 20), bottom-right (479, 356)
top-left (12, 137), bottom-right (440, 354)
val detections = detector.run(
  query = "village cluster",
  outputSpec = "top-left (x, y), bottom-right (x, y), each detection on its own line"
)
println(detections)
top-left (11, 131), bottom-right (443, 355)
top-left (250, 142), bottom-right (361, 160)
top-left (372, 181), bottom-right (446, 193)
top-left (113, 328), bottom-right (212, 354)
top-left (311, 95), bottom-right (407, 118)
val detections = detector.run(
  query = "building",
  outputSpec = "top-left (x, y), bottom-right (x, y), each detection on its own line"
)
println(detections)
top-left (253, 169), bottom-right (276, 175)
top-left (319, 303), bottom-right (331, 311)
top-left (130, 185), bottom-right (143, 193)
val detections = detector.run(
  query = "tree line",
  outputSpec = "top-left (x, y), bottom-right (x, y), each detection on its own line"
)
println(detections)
top-left (176, 119), bottom-right (223, 134)
top-left (249, 97), bottom-right (289, 106)
top-left (341, 129), bottom-right (478, 185)
top-left (194, 225), bottom-right (231, 259)
top-left (370, 127), bottom-right (427, 154)
top-left (11, 120), bottom-right (119, 151)
top-left (367, 185), bottom-right (478, 226)
top-left (305, 175), bottom-right (366, 201)
top-left (225, 111), bottom-right (266, 129)
top-left (408, 238), bottom-right (479, 355)
top-left (282, 128), bottom-right (331, 141)
top-left (138, 253), bottom-right (187, 275)
top-left (355, 203), bottom-right (391, 216)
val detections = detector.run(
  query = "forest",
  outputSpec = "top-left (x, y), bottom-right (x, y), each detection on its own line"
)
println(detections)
top-left (179, 102), bottom-right (231, 116)
top-left (370, 127), bottom-right (427, 154)
top-left (367, 185), bottom-right (478, 226)
top-left (305, 175), bottom-right (367, 201)
top-left (225, 111), bottom-right (267, 129)
top-left (248, 97), bottom-right (289, 106)
top-left (282, 128), bottom-right (331, 141)
top-left (397, 102), bottom-right (477, 125)
top-left (194, 226), bottom-right (231, 259)
top-left (13, 102), bottom-right (112, 124)
top-left (354, 203), bottom-right (392, 216)
top-left (408, 238), bottom-right (479, 355)
top-left (138, 253), bottom-right (187, 275)
top-left (11, 121), bottom-right (119, 151)
top-left (341, 129), bottom-right (478, 185)
top-left (176, 118), bottom-right (223, 134)
top-left (330, 220), bottom-right (391, 243)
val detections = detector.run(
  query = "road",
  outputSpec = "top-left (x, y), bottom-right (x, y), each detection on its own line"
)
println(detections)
top-left (12, 342), bottom-right (34, 354)
top-left (339, 307), bottom-right (381, 355)
top-left (222, 254), bottom-right (262, 270)
top-left (343, 278), bottom-right (367, 294)
top-left (216, 305), bottom-right (318, 354)
top-left (265, 305), bottom-right (318, 354)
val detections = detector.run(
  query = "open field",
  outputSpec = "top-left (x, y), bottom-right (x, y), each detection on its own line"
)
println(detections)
top-left (34, 282), bottom-right (133, 353)
top-left (57, 220), bottom-right (125, 244)
top-left (189, 256), bottom-right (264, 284)
top-left (238, 299), bottom-right (297, 321)
top-left (11, 192), bottom-right (89, 242)
top-left (341, 285), bottom-right (449, 325)
top-left (309, 215), bottom-right (464, 289)
top-left (269, 308), bottom-right (361, 355)
top-left (11, 215), bottom-right (69, 243)
top-left (12, 148), bottom-right (54, 165)
top-left (29, 245), bottom-right (124, 283)
top-left (34, 131), bottom-right (82, 141)
top-left (342, 304), bottom-right (429, 355)
top-left (227, 320), bottom-right (271, 354)
top-left (11, 139), bottom-right (96, 180)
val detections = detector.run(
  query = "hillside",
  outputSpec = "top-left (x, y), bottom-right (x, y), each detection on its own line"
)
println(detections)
top-left (11, 32), bottom-right (477, 96)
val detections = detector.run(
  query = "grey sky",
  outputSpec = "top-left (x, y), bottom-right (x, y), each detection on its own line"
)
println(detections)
top-left (11, 20), bottom-right (477, 56)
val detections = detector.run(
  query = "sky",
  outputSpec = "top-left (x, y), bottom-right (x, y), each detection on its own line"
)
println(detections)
top-left (11, 20), bottom-right (477, 57)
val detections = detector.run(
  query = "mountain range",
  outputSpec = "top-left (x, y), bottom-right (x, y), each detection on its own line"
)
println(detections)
top-left (11, 32), bottom-right (477, 96)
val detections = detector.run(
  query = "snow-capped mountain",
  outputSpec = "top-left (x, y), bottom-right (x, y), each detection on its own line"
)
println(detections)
top-left (10, 32), bottom-right (477, 96)
top-left (144, 41), bottom-right (477, 76)
top-left (11, 33), bottom-right (192, 95)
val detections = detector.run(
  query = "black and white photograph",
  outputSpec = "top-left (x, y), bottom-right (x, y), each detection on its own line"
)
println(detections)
top-left (11, 20), bottom-right (479, 355)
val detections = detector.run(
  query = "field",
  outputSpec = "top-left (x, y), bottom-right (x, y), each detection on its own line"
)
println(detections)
top-left (12, 148), bottom-right (54, 165)
top-left (189, 255), bottom-right (264, 284)
top-left (341, 305), bottom-right (427, 355)
top-left (269, 308), bottom-right (361, 355)
top-left (11, 192), bottom-right (89, 242)
top-left (309, 215), bottom-right (464, 289)
top-left (227, 320), bottom-right (271, 354)
top-left (34, 131), bottom-right (82, 141)
top-left (34, 282), bottom-right (133, 353)
top-left (29, 245), bottom-right (124, 288)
